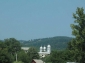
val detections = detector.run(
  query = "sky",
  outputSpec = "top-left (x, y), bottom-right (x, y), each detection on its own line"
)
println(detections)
top-left (0, 0), bottom-right (85, 40)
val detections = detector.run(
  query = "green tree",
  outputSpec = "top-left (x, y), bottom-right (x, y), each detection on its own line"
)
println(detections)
top-left (63, 50), bottom-right (76, 62)
top-left (4, 38), bottom-right (21, 55)
top-left (69, 7), bottom-right (85, 63)
top-left (50, 50), bottom-right (65, 63)
top-left (0, 40), bottom-right (14, 63)
top-left (27, 47), bottom-right (39, 63)
top-left (0, 48), bottom-right (13, 63)
top-left (42, 55), bottom-right (51, 63)
top-left (18, 50), bottom-right (29, 63)
top-left (0, 40), bottom-right (6, 50)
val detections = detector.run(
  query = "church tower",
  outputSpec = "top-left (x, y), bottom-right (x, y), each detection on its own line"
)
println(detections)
top-left (40, 46), bottom-right (42, 52)
top-left (47, 44), bottom-right (51, 54)
top-left (43, 46), bottom-right (46, 52)
top-left (39, 45), bottom-right (51, 58)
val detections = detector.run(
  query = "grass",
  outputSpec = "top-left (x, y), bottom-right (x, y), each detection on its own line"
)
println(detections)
top-left (13, 61), bottom-right (24, 63)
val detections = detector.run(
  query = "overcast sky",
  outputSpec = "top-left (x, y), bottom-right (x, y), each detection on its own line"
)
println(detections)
top-left (0, 0), bottom-right (85, 40)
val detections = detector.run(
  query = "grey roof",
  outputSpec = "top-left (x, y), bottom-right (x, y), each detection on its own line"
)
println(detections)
top-left (33, 59), bottom-right (44, 63)
top-left (21, 47), bottom-right (29, 50)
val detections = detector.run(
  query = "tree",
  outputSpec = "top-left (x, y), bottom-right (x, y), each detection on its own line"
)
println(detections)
top-left (69, 7), bottom-right (85, 63)
top-left (18, 50), bottom-right (29, 63)
top-left (50, 50), bottom-right (65, 63)
top-left (4, 38), bottom-right (21, 55)
top-left (27, 47), bottom-right (39, 63)
top-left (0, 48), bottom-right (13, 63)
top-left (63, 50), bottom-right (76, 62)
top-left (0, 38), bottom-right (22, 63)
top-left (42, 55), bottom-right (51, 63)
top-left (0, 40), bottom-right (6, 50)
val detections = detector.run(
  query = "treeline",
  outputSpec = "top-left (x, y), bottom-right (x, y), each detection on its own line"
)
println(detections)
top-left (20, 36), bottom-right (72, 50)
top-left (0, 38), bottom-right (39, 63)
top-left (0, 38), bottom-right (77, 63)
top-left (42, 50), bottom-right (76, 63)
top-left (0, 38), bottom-right (21, 63)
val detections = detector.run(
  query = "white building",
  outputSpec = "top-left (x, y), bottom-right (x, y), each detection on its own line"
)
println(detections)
top-left (21, 47), bottom-right (29, 53)
top-left (21, 44), bottom-right (51, 57)
top-left (38, 44), bottom-right (51, 58)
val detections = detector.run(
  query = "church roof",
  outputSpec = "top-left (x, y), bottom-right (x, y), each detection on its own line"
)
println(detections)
top-left (40, 46), bottom-right (42, 49)
top-left (47, 44), bottom-right (51, 47)
top-left (44, 46), bottom-right (46, 49)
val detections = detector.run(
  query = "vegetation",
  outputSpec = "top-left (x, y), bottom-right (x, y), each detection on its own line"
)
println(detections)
top-left (68, 7), bottom-right (85, 63)
top-left (4, 38), bottom-right (21, 55)
top-left (20, 36), bottom-right (72, 50)
top-left (13, 61), bottom-right (24, 63)
top-left (27, 47), bottom-right (39, 63)
top-left (0, 38), bottom-right (40, 63)
top-left (17, 50), bottom-right (29, 63)
top-left (0, 48), bottom-right (13, 63)
top-left (43, 50), bottom-right (74, 63)
top-left (0, 38), bottom-right (21, 63)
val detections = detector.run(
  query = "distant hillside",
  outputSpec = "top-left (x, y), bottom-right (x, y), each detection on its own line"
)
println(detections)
top-left (20, 36), bottom-right (72, 50)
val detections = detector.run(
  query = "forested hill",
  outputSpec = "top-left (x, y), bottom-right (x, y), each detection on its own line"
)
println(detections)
top-left (20, 36), bottom-right (72, 50)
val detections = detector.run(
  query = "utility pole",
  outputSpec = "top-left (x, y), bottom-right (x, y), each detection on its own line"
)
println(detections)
top-left (16, 52), bottom-right (17, 62)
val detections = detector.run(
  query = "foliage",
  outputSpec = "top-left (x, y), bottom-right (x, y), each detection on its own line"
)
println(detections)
top-left (0, 38), bottom-right (21, 63)
top-left (50, 50), bottom-right (65, 63)
top-left (44, 50), bottom-right (76, 63)
top-left (0, 48), bottom-right (13, 63)
top-left (4, 38), bottom-right (21, 55)
top-left (68, 7), bottom-right (85, 63)
top-left (20, 36), bottom-right (72, 50)
top-left (27, 47), bottom-right (39, 63)
top-left (42, 55), bottom-right (51, 63)
top-left (17, 50), bottom-right (29, 63)
top-left (0, 40), bottom-right (6, 49)
top-left (13, 61), bottom-right (24, 63)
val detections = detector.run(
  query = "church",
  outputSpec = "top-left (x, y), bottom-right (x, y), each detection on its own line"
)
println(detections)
top-left (38, 44), bottom-right (51, 58)
top-left (21, 44), bottom-right (51, 58)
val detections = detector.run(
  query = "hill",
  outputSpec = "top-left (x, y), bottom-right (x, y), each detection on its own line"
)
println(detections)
top-left (20, 36), bottom-right (72, 50)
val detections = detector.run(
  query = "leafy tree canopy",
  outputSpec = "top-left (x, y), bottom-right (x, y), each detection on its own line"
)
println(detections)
top-left (4, 38), bottom-right (21, 55)
top-left (27, 47), bottom-right (39, 63)
top-left (68, 7), bottom-right (85, 63)
top-left (18, 50), bottom-right (29, 63)
top-left (0, 48), bottom-right (13, 63)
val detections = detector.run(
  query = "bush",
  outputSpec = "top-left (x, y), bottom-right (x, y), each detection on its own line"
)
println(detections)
top-left (13, 61), bottom-right (24, 63)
